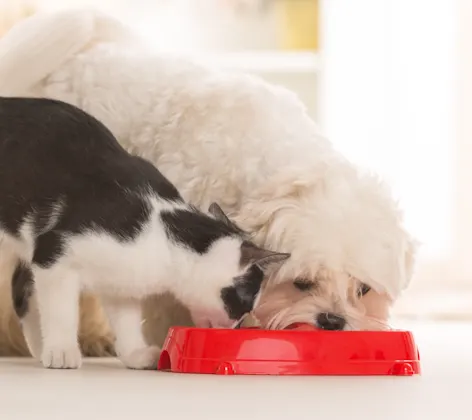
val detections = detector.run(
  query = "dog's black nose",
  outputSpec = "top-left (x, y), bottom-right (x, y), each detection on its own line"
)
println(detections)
top-left (316, 312), bottom-right (346, 331)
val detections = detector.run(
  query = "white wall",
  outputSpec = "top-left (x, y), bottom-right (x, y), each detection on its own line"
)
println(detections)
top-left (319, 0), bottom-right (463, 297)
top-left (455, 0), bottom-right (472, 283)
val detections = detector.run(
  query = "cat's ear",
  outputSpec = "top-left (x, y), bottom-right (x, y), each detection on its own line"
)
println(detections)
top-left (256, 252), bottom-right (291, 271)
top-left (209, 202), bottom-right (233, 227)
top-left (241, 241), bottom-right (290, 272)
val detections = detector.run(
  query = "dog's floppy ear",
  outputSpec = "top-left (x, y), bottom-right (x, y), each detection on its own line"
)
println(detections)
top-left (401, 235), bottom-right (419, 290)
top-left (240, 241), bottom-right (290, 272)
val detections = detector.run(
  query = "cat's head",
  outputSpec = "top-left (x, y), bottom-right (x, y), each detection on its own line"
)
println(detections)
top-left (185, 203), bottom-right (290, 329)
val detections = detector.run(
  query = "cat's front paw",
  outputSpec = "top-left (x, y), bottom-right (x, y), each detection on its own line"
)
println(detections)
top-left (120, 346), bottom-right (161, 370)
top-left (41, 345), bottom-right (82, 369)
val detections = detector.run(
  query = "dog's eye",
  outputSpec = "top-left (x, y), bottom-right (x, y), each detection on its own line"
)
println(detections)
top-left (358, 283), bottom-right (371, 297)
top-left (294, 279), bottom-right (315, 291)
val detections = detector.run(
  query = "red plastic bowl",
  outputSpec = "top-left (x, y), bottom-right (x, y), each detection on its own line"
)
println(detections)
top-left (157, 325), bottom-right (421, 376)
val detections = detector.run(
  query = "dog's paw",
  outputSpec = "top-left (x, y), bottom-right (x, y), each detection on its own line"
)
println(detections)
top-left (79, 332), bottom-right (116, 357)
top-left (120, 346), bottom-right (161, 370)
top-left (41, 345), bottom-right (82, 369)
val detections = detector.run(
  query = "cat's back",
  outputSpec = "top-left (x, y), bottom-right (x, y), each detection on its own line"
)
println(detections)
top-left (0, 96), bottom-right (184, 238)
top-left (0, 96), bottom-right (134, 191)
top-left (0, 96), bottom-right (139, 206)
top-left (0, 96), bottom-right (183, 206)
top-left (0, 96), bottom-right (124, 156)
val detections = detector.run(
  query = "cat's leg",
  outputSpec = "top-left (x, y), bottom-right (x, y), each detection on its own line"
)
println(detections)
top-left (11, 262), bottom-right (43, 358)
top-left (102, 297), bottom-right (160, 369)
top-left (33, 264), bottom-right (82, 369)
top-left (20, 297), bottom-right (43, 359)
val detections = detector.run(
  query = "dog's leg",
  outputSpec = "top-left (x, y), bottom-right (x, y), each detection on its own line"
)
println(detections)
top-left (103, 297), bottom-right (160, 370)
top-left (33, 264), bottom-right (82, 369)
top-left (142, 293), bottom-right (193, 347)
top-left (78, 293), bottom-right (116, 356)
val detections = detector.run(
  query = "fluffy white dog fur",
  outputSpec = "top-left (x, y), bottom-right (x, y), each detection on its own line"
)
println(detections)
top-left (0, 9), bottom-right (416, 356)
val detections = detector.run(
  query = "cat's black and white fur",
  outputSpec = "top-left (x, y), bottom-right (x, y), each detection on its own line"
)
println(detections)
top-left (0, 97), bottom-right (290, 369)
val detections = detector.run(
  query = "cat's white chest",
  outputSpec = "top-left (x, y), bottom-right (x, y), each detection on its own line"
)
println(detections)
top-left (66, 219), bottom-right (172, 299)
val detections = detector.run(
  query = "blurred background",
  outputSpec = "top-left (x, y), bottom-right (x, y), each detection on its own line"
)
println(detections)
top-left (0, 0), bottom-right (470, 321)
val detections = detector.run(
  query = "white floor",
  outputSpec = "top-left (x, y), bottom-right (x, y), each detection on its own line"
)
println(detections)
top-left (0, 321), bottom-right (470, 420)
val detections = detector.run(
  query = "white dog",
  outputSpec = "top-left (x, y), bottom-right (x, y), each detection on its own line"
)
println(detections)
top-left (0, 9), bottom-right (416, 356)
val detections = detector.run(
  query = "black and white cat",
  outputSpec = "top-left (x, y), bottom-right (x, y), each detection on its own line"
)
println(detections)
top-left (0, 97), bottom-right (290, 369)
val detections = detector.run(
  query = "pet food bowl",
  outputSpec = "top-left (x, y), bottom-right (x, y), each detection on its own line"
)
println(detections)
top-left (157, 323), bottom-right (421, 376)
